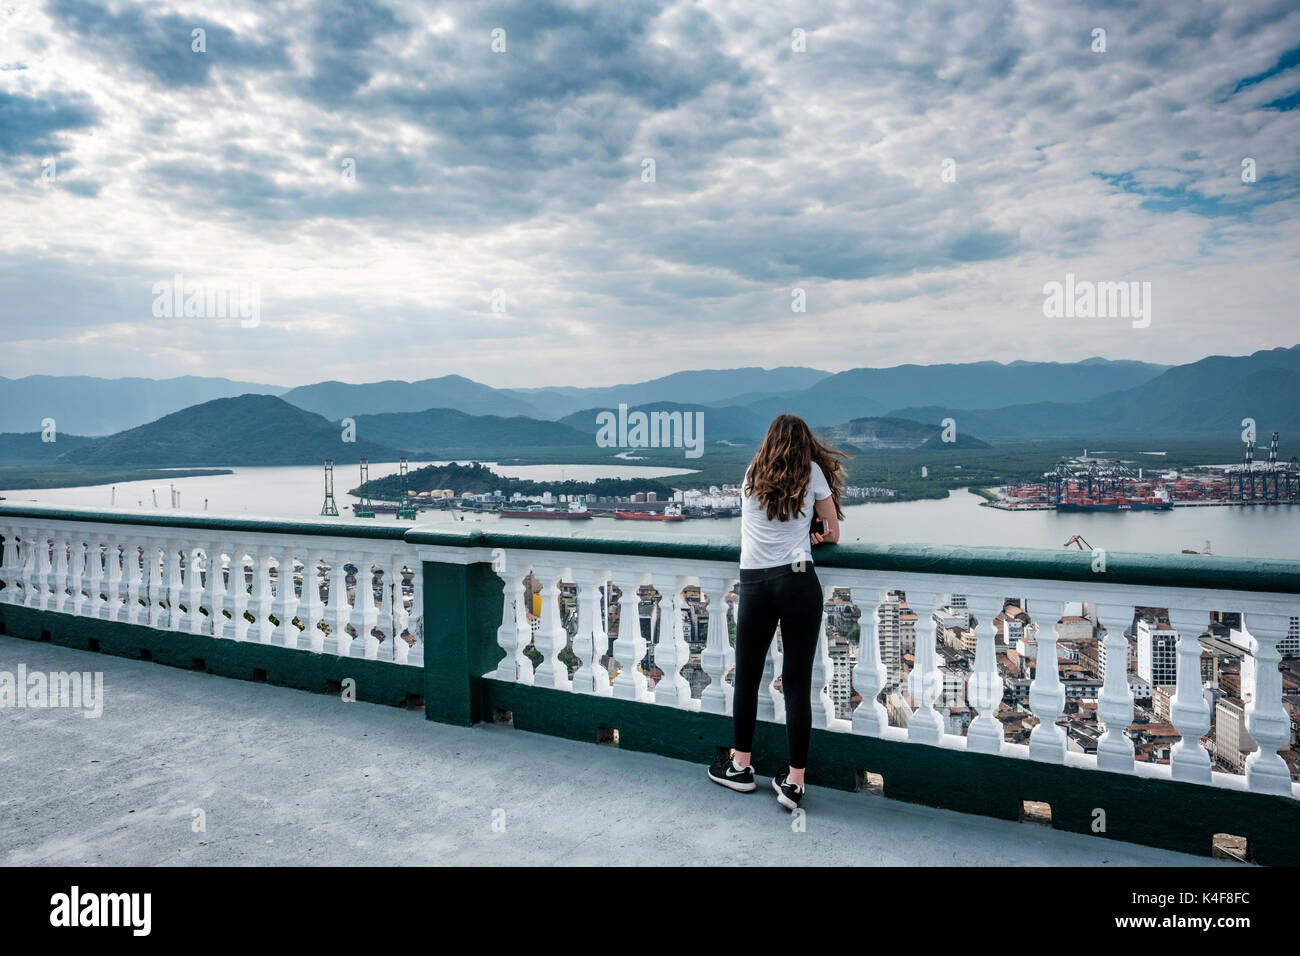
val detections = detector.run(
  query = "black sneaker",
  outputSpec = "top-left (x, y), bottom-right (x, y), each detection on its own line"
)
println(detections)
top-left (773, 772), bottom-right (805, 811)
top-left (707, 756), bottom-right (757, 792)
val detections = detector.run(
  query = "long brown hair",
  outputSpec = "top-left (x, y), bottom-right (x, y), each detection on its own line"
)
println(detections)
top-left (744, 414), bottom-right (847, 521)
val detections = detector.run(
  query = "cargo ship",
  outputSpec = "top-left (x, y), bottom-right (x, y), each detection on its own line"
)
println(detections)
top-left (614, 504), bottom-right (684, 522)
top-left (499, 503), bottom-right (593, 520)
top-left (1056, 490), bottom-right (1173, 512)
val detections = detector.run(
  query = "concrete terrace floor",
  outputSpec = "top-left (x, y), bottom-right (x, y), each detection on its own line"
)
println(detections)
top-left (0, 636), bottom-right (1233, 867)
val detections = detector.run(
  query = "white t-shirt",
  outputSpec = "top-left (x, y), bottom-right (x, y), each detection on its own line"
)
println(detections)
top-left (740, 461), bottom-right (832, 569)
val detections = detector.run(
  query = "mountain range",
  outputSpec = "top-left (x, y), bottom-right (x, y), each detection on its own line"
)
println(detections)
top-left (892, 346), bottom-right (1300, 439)
top-left (0, 374), bottom-right (286, 436)
top-left (3, 348), bottom-right (1296, 462)
top-left (56, 395), bottom-right (401, 467)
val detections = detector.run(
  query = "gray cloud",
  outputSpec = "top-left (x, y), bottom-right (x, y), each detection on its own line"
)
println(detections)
top-left (1, 0), bottom-right (1297, 385)
top-left (0, 89), bottom-right (98, 156)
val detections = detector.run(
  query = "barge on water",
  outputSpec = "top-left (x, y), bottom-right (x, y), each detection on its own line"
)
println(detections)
top-left (499, 503), bottom-right (593, 520)
top-left (613, 504), bottom-right (685, 522)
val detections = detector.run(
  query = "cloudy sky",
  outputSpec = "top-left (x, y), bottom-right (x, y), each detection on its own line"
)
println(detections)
top-left (1, 0), bottom-right (1297, 388)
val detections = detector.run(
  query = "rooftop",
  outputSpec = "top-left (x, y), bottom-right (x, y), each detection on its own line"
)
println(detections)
top-left (0, 637), bottom-right (1229, 867)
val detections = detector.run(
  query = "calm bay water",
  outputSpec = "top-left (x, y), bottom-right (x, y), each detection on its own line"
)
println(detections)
top-left (5, 462), bottom-right (1298, 559)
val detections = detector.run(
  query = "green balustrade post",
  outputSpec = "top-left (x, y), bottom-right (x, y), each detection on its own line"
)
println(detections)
top-left (420, 556), bottom-right (505, 726)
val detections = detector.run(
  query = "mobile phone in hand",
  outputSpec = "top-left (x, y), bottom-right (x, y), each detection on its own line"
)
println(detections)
top-left (812, 517), bottom-right (828, 537)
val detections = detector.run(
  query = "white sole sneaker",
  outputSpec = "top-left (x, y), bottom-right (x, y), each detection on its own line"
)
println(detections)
top-left (773, 775), bottom-right (802, 811)
top-left (707, 765), bottom-right (757, 792)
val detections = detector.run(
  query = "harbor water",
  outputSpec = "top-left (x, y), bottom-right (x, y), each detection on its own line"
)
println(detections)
top-left (3, 462), bottom-right (1298, 559)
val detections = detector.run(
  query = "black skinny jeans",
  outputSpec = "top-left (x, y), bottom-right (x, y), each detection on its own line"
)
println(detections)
top-left (731, 563), bottom-right (824, 769)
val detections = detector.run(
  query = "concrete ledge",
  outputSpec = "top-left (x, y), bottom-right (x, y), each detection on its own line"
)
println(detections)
top-left (0, 636), bottom-right (1231, 867)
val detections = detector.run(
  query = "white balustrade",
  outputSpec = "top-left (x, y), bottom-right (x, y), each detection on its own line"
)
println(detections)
top-left (2, 510), bottom-right (1296, 804)
top-left (0, 513), bottom-right (423, 669)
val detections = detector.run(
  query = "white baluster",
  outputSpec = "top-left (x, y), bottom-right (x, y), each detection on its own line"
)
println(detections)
top-left (355, 552), bottom-right (380, 658)
top-left (570, 568), bottom-right (598, 694)
top-left (652, 577), bottom-right (682, 705)
top-left (906, 589), bottom-right (944, 746)
top-left (1240, 610), bottom-right (1295, 794)
top-left (811, 582), bottom-right (834, 729)
top-left (124, 541), bottom-right (143, 626)
top-left (674, 577), bottom-right (694, 706)
top-left (68, 536), bottom-right (86, 617)
top-left (534, 565), bottom-right (571, 690)
top-left (0, 522), bottom-right (18, 606)
top-left (514, 565), bottom-right (537, 684)
top-left (326, 550), bottom-right (350, 654)
top-left (145, 539), bottom-right (165, 628)
top-left (965, 594), bottom-right (1005, 754)
top-left (375, 553), bottom-right (395, 655)
top-left (493, 553), bottom-right (520, 681)
top-left (270, 550), bottom-right (299, 647)
top-left (1095, 603), bottom-right (1136, 773)
top-left (298, 550), bottom-right (325, 653)
top-left (851, 587), bottom-right (890, 736)
top-left (86, 538), bottom-right (104, 619)
top-left (0, 526), bottom-right (14, 604)
top-left (406, 554), bottom-right (424, 666)
top-left (164, 538), bottom-right (183, 630)
top-left (700, 575), bottom-right (732, 715)
top-left (250, 545), bottom-right (273, 643)
top-left (1167, 608), bottom-right (1212, 784)
top-left (200, 542), bottom-right (223, 637)
top-left (51, 532), bottom-right (69, 613)
top-left (389, 551), bottom-right (410, 660)
top-left (106, 540), bottom-right (125, 622)
top-left (182, 545), bottom-right (203, 634)
top-left (589, 570), bottom-right (613, 696)
top-left (230, 548), bottom-right (250, 641)
top-left (1028, 603), bottom-right (1067, 763)
top-left (26, 527), bottom-right (42, 608)
top-left (612, 574), bottom-right (647, 700)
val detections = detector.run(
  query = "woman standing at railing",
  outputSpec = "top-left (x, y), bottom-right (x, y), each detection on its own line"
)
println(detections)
top-left (708, 414), bottom-right (846, 811)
